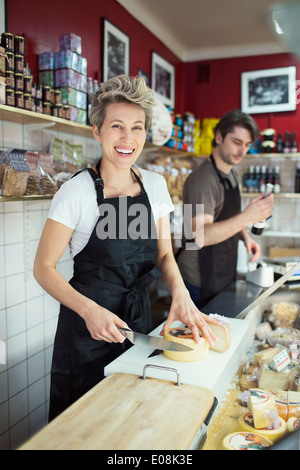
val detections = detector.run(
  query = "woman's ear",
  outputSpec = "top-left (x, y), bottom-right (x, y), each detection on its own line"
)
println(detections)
top-left (93, 125), bottom-right (101, 143)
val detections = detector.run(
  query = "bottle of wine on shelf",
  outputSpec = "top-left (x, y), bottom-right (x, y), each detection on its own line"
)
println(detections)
top-left (273, 165), bottom-right (281, 194)
top-left (276, 133), bottom-right (283, 153)
top-left (291, 132), bottom-right (298, 153)
top-left (283, 132), bottom-right (291, 153)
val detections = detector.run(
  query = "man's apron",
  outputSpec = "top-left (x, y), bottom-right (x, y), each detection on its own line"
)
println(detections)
top-left (198, 155), bottom-right (241, 305)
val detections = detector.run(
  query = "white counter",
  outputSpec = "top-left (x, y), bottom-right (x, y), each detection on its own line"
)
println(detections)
top-left (105, 318), bottom-right (253, 404)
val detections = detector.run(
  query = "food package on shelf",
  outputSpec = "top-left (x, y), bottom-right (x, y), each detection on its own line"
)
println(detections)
top-left (24, 151), bottom-right (41, 195)
top-left (63, 140), bottom-right (85, 173)
top-left (38, 52), bottom-right (55, 71)
top-left (268, 302), bottom-right (300, 329)
top-left (59, 33), bottom-right (82, 55)
top-left (37, 152), bottom-right (57, 195)
top-left (55, 50), bottom-right (87, 75)
top-left (1, 148), bottom-right (30, 196)
top-left (48, 137), bottom-right (67, 173)
top-left (55, 69), bottom-right (87, 92)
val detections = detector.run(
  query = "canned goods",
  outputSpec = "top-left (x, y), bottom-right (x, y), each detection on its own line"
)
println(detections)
top-left (1, 32), bottom-right (14, 52)
top-left (5, 71), bottom-right (14, 89)
top-left (36, 84), bottom-right (42, 99)
top-left (52, 103), bottom-right (64, 118)
top-left (15, 91), bottom-right (24, 108)
top-left (54, 89), bottom-right (61, 105)
top-left (6, 52), bottom-right (14, 72)
top-left (43, 85), bottom-right (51, 102)
top-left (6, 88), bottom-right (15, 106)
top-left (24, 75), bottom-right (32, 93)
top-left (43, 101), bottom-right (52, 115)
top-left (14, 36), bottom-right (24, 55)
top-left (24, 93), bottom-right (32, 111)
top-left (63, 104), bottom-right (70, 120)
top-left (15, 73), bottom-right (24, 92)
top-left (35, 98), bottom-right (43, 113)
top-left (14, 54), bottom-right (24, 73)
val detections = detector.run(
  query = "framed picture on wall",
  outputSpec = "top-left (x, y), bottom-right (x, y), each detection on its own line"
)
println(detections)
top-left (102, 18), bottom-right (130, 82)
top-left (241, 66), bottom-right (297, 114)
top-left (138, 68), bottom-right (150, 86)
top-left (151, 51), bottom-right (175, 109)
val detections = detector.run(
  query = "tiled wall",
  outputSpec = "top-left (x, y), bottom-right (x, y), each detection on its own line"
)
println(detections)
top-left (0, 118), bottom-right (100, 450)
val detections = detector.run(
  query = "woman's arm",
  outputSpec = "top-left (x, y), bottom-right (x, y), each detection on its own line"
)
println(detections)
top-left (155, 214), bottom-right (218, 345)
top-left (33, 218), bottom-right (128, 342)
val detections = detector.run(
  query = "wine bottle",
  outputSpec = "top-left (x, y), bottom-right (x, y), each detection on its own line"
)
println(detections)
top-left (251, 183), bottom-right (274, 236)
top-left (276, 133), bottom-right (283, 153)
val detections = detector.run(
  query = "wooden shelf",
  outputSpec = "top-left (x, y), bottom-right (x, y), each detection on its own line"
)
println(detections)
top-left (241, 192), bottom-right (300, 198)
top-left (0, 194), bottom-right (53, 202)
top-left (0, 104), bottom-right (93, 138)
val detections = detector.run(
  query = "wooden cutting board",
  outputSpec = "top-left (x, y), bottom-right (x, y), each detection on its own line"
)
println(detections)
top-left (19, 372), bottom-right (215, 450)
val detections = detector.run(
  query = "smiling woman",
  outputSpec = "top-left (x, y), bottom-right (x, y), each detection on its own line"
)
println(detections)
top-left (33, 74), bottom-right (219, 421)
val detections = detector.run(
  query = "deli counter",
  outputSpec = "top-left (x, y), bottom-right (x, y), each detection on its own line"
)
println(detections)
top-left (19, 279), bottom-right (300, 451)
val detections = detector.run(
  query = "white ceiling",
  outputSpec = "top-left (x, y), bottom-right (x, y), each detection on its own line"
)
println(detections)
top-left (116, 0), bottom-right (296, 61)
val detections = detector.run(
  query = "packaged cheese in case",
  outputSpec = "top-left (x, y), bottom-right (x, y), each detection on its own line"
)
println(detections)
top-left (222, 432), bottom-right (272, 450)
top-left (248, 389), bottom-right (279, 429)
top-left (238, 412), bottom-right (286, 443)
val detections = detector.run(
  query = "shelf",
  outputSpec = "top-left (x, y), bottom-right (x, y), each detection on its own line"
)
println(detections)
top-left (246, 152), bottom-right (300, 158)
top-left (262, 231), bottom-right (300, 238)
top-left (0, 194), bottom-right (53, 202)
top-left (0, 104), bottom-right (93, 138)
top-left (241, 192), bottom-right (300, 198)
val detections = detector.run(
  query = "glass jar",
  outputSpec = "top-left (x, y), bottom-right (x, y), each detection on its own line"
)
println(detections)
top-left (14, 36), bottom-right (24, 55)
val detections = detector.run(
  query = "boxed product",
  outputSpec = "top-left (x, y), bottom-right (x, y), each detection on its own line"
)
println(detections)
top-left (39, 70), bottom-right (55, 87)
top-left (54, 51), bottom-right (87, 75)
top-left (55, 69), bottom-right (87, 92)
top-left (58, 86), bottom-right (87, 109)
top-left (38, 52), bottom-right (55, 71)
top-left (1, 148), bottom-right (30, 197)
top-left (59, 33), bottom-right (81, 55)
top-left (69, 105), bottom-right (87, 124)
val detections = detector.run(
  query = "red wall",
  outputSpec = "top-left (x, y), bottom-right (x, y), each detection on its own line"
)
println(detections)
top-left (183, 54), bottom-right (300, 140)
top-left (6, 0), bottom-right (300, 143)
top-left (6, 0), bottom-right (184, 110)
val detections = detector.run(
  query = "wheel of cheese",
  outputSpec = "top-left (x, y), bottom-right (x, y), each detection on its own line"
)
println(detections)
top-left (163, 327), bottom-right (209, 362)
top-left (238, 412), bottom-right (286, 444)
top-left (222, 432), bottom-right (273, 450)
top-left (249, 389), bottom-right (277, 429)
top-left (287, 417), bottom-right (300, 433)
top-left (208, 314), bottom-right (231, 352)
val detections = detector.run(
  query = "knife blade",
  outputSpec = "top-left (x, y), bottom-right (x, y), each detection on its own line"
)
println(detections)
top-left (236, 259), bottom-right (300, 319)
top-left (118, 327), bottom-right (193, 352)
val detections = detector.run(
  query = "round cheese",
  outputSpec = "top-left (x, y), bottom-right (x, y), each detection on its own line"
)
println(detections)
top-left (163, 327), bottom-right (209, 362)
top-left (287, 417), bottom-right (300, 433)
top-left (222, 432), bottom-right (273, 450)
top-left (238, 412), bottom-right (286, 444)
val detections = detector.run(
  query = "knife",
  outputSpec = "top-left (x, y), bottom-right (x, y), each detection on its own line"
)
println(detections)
top-left (236, 259), bottom-right (300, 319)
top-left (118, 327), bottom-right (193, 352)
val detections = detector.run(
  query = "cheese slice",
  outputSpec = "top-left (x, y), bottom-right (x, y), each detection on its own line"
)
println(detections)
top-left (238, 412), bottom-right (286, 444)
top-left (222, 432), bottom-right (272, 450)
top-left (249, 389), bottom-right (278, 429)
top-left (287, 417), bottom-right (300, 433)
top-left (163, 327), bottom-right (209, 362)
top-left (208, 315), bottom-right (231, 352)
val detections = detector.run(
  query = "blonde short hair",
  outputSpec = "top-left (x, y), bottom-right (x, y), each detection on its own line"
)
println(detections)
top-left (89, 74), bottom-right (155, 132)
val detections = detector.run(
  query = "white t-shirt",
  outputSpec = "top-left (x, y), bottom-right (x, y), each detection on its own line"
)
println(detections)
top-left (48, 168), bottom-right (174, 258)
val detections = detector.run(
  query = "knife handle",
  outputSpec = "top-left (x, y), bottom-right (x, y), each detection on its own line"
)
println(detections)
top-left (118, 327), bottom-right (134, 343)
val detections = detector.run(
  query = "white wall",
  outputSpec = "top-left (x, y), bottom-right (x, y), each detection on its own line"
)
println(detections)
top-left (0, 118), bottom-right (100, 450)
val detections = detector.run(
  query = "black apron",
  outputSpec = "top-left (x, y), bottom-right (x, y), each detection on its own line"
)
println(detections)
top-left (198, 155), bottom-right (241, 305)
top-left (49, 161), bottom-right (161, 420)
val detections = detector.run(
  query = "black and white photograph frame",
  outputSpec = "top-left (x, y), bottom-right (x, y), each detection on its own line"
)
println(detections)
top-left (151, 52), bottom-right (175, 109)
top-left (241, 66), bottom-right (297, 114)
top-left (102, 18), bottom-right (130, 82)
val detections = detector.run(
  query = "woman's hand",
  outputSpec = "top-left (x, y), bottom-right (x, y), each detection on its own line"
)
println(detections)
top-left (82, 300), bottom-right (129, 343)
top-left (160, 286), bottom-right (219, 346)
